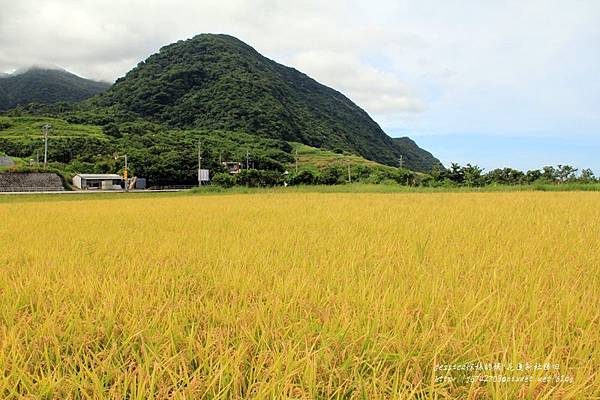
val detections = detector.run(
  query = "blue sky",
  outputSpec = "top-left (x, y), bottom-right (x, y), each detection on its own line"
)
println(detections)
top-left (1, 0), bottom-right (598, 173)
top-left (412, 134), bottom-right (600, 174)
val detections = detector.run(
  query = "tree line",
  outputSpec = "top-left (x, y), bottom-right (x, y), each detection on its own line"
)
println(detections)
top-left (427, 163), bottom-right (597, 187)
top-left (208, 163), bottom-right (598, 188)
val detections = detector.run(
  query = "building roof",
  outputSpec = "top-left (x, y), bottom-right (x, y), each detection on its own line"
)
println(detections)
top-left (75, 174), bottom-right (122, 180)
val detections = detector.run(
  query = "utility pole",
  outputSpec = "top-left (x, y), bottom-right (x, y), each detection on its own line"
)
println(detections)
top-left (246, 149), bottom-right (249, 170)
top-left (348, 161), bottom-right (352, 183)
top-left (115, 154), bottom-right (128, 192)
top-left (42, 124), bottom-right (51, 167)
top-left (124, 155), bottom-right (128, 191)
top-left (295, 149), bottom-right (298, 174)
top-left (197, 140), bottom-right (203, 186)
top-left (399, 155), bottom-right (404, 169)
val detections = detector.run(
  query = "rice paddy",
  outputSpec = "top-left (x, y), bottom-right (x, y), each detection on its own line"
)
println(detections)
top-left (0, 191), bottom-right (598, 398)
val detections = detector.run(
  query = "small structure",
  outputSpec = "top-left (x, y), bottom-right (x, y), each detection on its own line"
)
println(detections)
top-left (73, 174), bottom-right (122, 190)
top-left (130, 177), bottom-right (146, 190)
top-left (223, 162), bottom-right (242, 174)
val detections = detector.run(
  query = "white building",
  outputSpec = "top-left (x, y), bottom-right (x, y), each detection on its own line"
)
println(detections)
top-left (73, 174), bottom-right (123, 190)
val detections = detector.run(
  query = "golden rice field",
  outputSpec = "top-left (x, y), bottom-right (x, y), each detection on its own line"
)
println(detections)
top-left (0, 191), bottom-right (599, 399)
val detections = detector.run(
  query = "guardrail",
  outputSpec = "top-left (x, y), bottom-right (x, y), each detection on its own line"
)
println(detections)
top-left (0, 187), bottom-right (64, 192)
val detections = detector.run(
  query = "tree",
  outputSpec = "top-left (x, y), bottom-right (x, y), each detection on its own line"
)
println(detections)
top-left (448, 163), bottom-right (464, 184)
top-left (485, 168), bottom-right (525, 185)
top-left (236, 169), bottom-right (284, 187)
top-left (556, 164), bottom-right (577, 183)
top-left (290, 170), bottom-right (319, 185)
top-left (212, 172), bottom-right (236, 188)
top-left (525, 169), bottom-right (542, 183)
top-left (541, 166), bottom-right (557, 183)
top-left (237, 169), bottom-right (262, 187)
top-left (579, 168), bottom-right (596, 183)
top-left (462, 164), bottom-right (483, 187)
top-left (102, 123), bottom-right (122, 138)
top-left (319, 165), bottom-right (345, 185)
top-left (430, 165), bottom-right (446, 182)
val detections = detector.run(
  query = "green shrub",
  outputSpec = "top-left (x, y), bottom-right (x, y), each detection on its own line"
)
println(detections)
top-left (318, 165), bottom-right (346, 185)
top-left (212, 172), bottom-right (236, 188)
top-left (237, 169), bottom-right (284, 187)
top-left (290, 170), bottom-right (319, 185)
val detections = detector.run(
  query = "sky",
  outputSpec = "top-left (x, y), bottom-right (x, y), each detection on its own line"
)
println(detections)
top-left (1, 0), bottom-right (598, 173)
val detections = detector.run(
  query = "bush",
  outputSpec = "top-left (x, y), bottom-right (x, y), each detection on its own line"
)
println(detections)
top-left (237, 169), bottom-right (284, 187)
top-left (363, 170), bottom-right (387, 184)
top-left (289, 170), bottom-right (319, 185)
top-left (102, 123), bottom-right (122, 138)
top-left (318, 165), bottom-right (346, 185)
top-left (212, 172), bottom-right (236, 188)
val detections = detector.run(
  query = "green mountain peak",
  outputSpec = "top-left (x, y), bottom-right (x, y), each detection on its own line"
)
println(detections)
top-left (95, 33), bottom-right (441, 171)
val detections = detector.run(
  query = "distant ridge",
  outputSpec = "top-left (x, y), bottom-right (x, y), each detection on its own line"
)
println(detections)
top-left (0, 68), bottom-right (110, 111)
top-left (392, 137), bottom-right (441, 172)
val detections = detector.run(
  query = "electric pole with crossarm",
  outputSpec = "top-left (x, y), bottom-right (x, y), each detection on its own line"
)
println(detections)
top-left (42, 124), bottom-right (52, 167)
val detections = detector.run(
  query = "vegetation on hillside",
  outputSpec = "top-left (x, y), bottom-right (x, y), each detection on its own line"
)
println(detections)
top-left (88, 34), bottom-right (441, 171)
top-left (0, 36), bottom-right (596, 189)
top-left (0, 115), bottom-right (297, 186)
top-left (392, 137), bottom-right (441, 172)
top-left (0, 35), bottom-right (442, 176)
top-left (1, 113), bottom-right (597, 190)
top-left (0, 68), bottom-right (110, 111)
top-left (0, 115), bottom-right (418, 187)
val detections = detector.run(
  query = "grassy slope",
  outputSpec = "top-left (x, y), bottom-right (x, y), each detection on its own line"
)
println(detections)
top-left (289, 142), bottom-right (391, 170)
top-left (0, 115), bottom-right (106, 141)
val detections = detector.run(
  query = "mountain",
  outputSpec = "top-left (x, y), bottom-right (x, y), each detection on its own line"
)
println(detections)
top-left (94, 34), bottom-right (441, 171)
top-left (392, 137), bottom-right (442, 172)
top-left (0, 67), bottom-right (111, 111)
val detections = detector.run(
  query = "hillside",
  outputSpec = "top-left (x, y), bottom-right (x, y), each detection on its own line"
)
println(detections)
top-left (0, 115), bottom-right (415, 186)
top-left (392, 137), bottom-right (441, 172)
top-left (291, 142), bottom-right (390, 169)
top-left (0, 115), bottom-right (294, 185)
top-left (0, 68), bottom-right (110, 111)
top-left (93, 34), bottom-right (440, 172)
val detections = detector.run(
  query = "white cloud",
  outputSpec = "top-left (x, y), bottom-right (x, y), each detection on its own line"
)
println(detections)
top-left (0, 0), bottom-right (598, 137)
top-left (283, 50), bottom-right (424, 113)
top-left (0, 0), bottom-right (426, 116)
